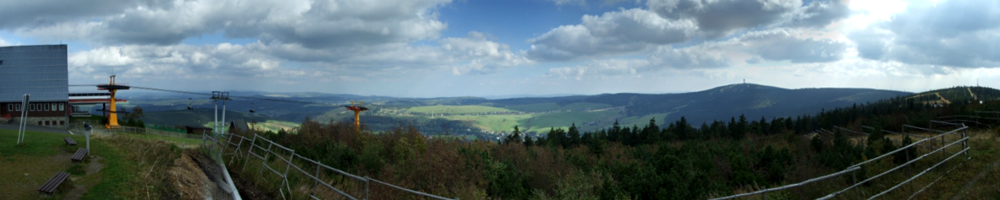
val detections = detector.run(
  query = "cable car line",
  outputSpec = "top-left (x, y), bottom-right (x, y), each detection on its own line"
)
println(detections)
top-left (70, 84), bottom-right (335, 105)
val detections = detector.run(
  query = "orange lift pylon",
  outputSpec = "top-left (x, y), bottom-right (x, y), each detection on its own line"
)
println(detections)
top-left (97, 75), bottom-right (130, 129)
top-left (344, 101), bottom-right (368, 130)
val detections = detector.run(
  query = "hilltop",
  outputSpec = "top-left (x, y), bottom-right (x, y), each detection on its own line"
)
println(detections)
top-left (124, 83), bottom-right (918, 139)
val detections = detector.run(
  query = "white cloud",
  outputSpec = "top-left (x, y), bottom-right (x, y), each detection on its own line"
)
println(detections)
top-left (69, 30), bottom-right (532, 87)
top-left (848, 0), bottom-right (1000, 68)
top-left (528, 8), bottom-right (697, 61)
top-left (15, 0), bottom-right (452, 48)
top-left (547, 59), bottom-right (647, 80)
top-left (546, 0), bottom-right (587, 6)
top-left (69, 43), bottom-right (283, 80)
top-left (646, 0), bottom-right (801, 37)
top-left (528, 1), bottom-right (854, 62)
top-left (444, 32), bottom-right (534, 75)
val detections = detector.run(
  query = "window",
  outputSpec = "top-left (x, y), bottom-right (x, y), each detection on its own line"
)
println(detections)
top-left (30, 104), bottom-right (34, 111)
top-left (51, 103), bottom-right (56, 111)
top-left (44, 103), bottom-right (50, 111)
top-left (7, 104), bottom-right (11, 111)
top-left (59, 103), bottom-right (64, 111)
top-left (15, 104), bottom-right (20, 111)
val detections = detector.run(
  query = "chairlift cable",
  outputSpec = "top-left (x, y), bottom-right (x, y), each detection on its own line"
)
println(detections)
top-left (71, 84), bottom-right (336, 105)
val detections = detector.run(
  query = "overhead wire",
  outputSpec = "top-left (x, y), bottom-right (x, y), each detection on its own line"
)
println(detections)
top-left (70, 84), bottom-right (335, 105)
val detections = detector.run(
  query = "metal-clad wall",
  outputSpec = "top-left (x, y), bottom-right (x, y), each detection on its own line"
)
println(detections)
top-left (0, 45), bottom-right (69, 102)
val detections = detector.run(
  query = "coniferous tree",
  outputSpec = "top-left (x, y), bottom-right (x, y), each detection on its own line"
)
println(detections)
top-left (568, 123), bottom-right (580, 147)
top-left (503, 126), bottom-right (522, 145)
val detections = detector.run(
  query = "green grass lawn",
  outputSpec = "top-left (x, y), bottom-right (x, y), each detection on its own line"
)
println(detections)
top-left (505, 102), bottom-right (611, 112)
top-left (612, 112), bottom-right (673, 129)
top-left (443, 114), bottom-right (533, 133)
top-left (519, 110), bottom-right (620, 133)
top-left (0, 129), bottom-right (181, 199)
top-left (408, 105), bottom-right (515, 115)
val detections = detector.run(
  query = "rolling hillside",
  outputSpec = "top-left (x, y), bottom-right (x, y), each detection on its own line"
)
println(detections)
top-left (125, 83), bottom-right (921, 138)
top-left (907, 86), bottom-right (1000, 105)
top-left (480, 84), bottom-right (912, 130)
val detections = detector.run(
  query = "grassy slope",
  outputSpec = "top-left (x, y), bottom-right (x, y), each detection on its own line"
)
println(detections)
top-left (442, 114), bottom-right (533, 133)
top-left (505, 102), bottom-right (611, 112)
top-left (519, 110), bottom-right (620, 133)
top-left (614, 112), bottom-right (673, 129)
top-left (408, 105), bottom-right (515, 114)
top-left (0, 129), bottom-right (181, 199)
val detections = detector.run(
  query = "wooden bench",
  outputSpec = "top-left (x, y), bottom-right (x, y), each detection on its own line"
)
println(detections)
top-left (37, 172), bottom-right (70, 195)
top-left (64, 137), bottom-right (77, 146)
top-left (71, 148), bottom-right (88, 162)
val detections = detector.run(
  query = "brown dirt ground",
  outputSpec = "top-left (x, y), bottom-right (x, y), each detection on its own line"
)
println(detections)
top-left (167, 151), bottom-right (212, 200)
top-left (227, 165), bottom-right (276, 200)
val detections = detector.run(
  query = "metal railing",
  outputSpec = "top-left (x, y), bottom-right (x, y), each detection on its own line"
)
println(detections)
top-left (200, 133), bottom-right (238, 200)
top-left (712, 121), bottom-right (972, 200)
top-left (215, 133), bottom-right (457, 200)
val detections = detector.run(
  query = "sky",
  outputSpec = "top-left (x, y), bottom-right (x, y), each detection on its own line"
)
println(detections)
top-left (1, 0), bottom-right (998, 98)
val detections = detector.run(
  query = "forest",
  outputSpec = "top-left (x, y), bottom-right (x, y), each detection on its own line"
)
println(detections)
top-left (234, 89), bottom-right (1000, 199)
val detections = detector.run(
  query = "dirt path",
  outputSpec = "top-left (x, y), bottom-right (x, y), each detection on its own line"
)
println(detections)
top-left (168, 151), bottom-right (213, 199)
top-left (950, 156), bottom-right (1000, 200)
top-left (935, 93), bottom-right (952, 104)
top-left (967, 88), bottom-right (977, 100)
top-left (63, 156), bottom-right (107, 200)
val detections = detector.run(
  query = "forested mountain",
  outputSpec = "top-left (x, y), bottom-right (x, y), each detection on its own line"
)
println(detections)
top-left (126, 83), bottom-right (913, 138)
top-left (242, 86), bottom-right (1000, 200)
top-left (486, 83), bottom-right (911, 127)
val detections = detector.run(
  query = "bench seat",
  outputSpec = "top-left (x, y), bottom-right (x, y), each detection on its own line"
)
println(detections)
top-left (37, 172), bottom-right (70, 195)
top-left (71, 148), bottom-right (88, 162)
top-left (64, 137), bottom-right (77, 146)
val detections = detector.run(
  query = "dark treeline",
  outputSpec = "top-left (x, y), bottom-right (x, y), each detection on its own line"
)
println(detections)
top-left (235, 87), bottom-right (999, 199)
top-left (520, 93), bottom-right (996, 149)
top-left (497, 92), bottom-right (1000, 199)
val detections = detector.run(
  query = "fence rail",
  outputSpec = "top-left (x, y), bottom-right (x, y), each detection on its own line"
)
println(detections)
top-left (214, 133), bottom-right (457, 200)
top-left (712, 118), bottom-right (974, 200)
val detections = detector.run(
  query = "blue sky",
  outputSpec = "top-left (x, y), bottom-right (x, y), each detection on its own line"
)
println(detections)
top-left (0, 0), bottom-right (997, 98)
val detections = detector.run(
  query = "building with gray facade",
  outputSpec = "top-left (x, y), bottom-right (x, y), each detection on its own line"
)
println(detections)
top-left (0, 44), bottom-right (69, 128)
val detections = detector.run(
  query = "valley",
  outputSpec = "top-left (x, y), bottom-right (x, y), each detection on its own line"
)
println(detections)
top-left (115, 83), bottom-right (917, 141)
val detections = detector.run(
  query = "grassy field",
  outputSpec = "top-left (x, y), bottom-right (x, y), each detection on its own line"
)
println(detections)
top-left (253, 120), bottom-right (300, 133)
top-left (207, 119), bottom-right (301, 133)
top-left (505, 102), bottom-right (611, 112)
top-left (0, 129), bottom-right (181, 199)
top-left (442, 114), bottom-right (533, 133)
top-left (408, 105), bottom-right (515, 114)
top-left (519, 110), bottom-right (620, 133)
top-left (614, 112), bottom-right (673, 129)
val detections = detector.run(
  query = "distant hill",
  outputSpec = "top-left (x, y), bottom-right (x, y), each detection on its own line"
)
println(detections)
top-left (123, 83), bottom-right (917, 137)
top-left (482, 84), bottom-right (912, 128)
top-left (906, 86), bottom-right (1000, 105)
top-left (142, 109), bottom-right (268, 127)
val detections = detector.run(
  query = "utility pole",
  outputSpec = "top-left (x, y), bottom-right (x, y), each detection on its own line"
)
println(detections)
top-left (211, 91), bottom-right (230, 135)
top-left (17, 94), bottom-right (29, 145)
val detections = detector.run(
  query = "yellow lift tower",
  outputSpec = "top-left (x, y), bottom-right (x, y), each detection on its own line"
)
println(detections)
top-left (344, 101), bottom-right (368, 130)
top-left (97, 75), bottom-right (130, 129)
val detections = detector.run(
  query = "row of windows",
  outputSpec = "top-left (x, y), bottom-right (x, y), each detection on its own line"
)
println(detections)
top-left (6, 103), bottom-right (65, 112)
top-left (39, 120), bottom-right (66, 126)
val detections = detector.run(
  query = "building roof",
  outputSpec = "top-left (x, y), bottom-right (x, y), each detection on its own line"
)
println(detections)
top-left (0, 45), bottom-right (68, 102)
top-left (229, 119), bottom-right (249, 133)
